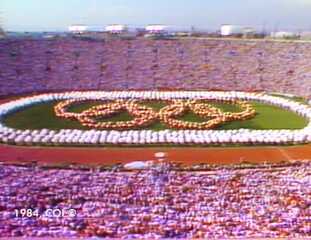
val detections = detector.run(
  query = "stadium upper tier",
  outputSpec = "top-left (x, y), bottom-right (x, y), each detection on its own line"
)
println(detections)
top-left (0, 38), bottom-right (310, 98)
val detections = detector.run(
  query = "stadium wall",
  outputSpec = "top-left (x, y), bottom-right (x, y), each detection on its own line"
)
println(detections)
top-left (0, 38), bottom-right (310, 98)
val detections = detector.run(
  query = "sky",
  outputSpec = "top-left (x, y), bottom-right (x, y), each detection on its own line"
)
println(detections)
top-left (1, 0), bottom-right (311, 32)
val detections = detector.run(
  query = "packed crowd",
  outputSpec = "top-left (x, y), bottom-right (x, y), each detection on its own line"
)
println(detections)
top-left (0, 91), bottom-right (310, 145)
top-left (0, 161), bottom-right (310, 238)
top-left (0, 38), bottom-right (311, 99)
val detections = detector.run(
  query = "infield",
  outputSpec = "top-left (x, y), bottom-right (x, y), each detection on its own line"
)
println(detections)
top-left (3, 99), bottom-right (308, 130)
top-left (0, 91), bottom-right (310, 146)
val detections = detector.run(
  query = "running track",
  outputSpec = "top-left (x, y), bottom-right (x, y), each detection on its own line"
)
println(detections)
top-left (0, 144), bottom-right (310, 166)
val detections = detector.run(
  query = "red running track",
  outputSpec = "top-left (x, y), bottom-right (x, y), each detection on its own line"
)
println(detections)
top-left (0, 144), bottom-right (310, 166)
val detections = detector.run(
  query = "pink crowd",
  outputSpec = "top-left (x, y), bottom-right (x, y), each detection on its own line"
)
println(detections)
top-left (0, 37), bottom-right (311, 98)
top-left (0, 162), bottom-right (310, 238)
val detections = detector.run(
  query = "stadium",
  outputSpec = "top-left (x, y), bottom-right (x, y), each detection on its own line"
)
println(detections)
top-left (0, 2), bottom-right (311, 239)
top-left (0, 38), bottom-right (310, 163)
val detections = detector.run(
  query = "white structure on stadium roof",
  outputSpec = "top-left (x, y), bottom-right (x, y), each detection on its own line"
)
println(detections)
top-left (145, 24), bottom-right (168, 34)
top-left (221, 24), bottom-right (257, 37)
top-left (221, 25), bottom-right (243, 36)
top-left (271, 31), bottom-right (298, 39)
top-left (105, 24), bottom-right (128, 34)
top-left (68, 24), bottom-right (88, 34)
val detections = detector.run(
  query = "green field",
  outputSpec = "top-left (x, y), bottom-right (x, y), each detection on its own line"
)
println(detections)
top-left (3, 100), bottom-right (308, 131)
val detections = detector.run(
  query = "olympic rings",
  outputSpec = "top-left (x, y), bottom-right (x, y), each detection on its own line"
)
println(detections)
top-left (54, 99), bottom-right (256, 130)
top-left (158, 100), bottom-right (256, 130)
top-left (191, 100), bottom-right (256, 121)
top-left (55, 99), bottom-right (157, 130)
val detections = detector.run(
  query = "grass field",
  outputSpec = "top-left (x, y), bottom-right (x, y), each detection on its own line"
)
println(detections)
top-left (3, 99), bottom-right (308, 131)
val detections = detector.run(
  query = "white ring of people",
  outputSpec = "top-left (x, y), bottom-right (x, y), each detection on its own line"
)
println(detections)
top-left (0, 91), bottom-right (310, 146)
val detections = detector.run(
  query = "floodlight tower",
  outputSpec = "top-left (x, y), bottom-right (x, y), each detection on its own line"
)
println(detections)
top-left (0, 10), bottom-right (5, 37)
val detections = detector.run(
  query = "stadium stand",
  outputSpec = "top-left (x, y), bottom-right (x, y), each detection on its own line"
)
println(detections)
top-left (0, 162), bottom-right (309, 238)
top-left (0, 38), bottom-right (310, 99)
